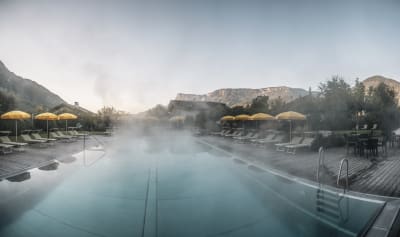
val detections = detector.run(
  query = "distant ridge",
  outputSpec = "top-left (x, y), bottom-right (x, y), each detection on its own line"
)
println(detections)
top-left (176, 86), bottom-right (313, 107)
top-left (0, 60), bottom-right (66, 112)
top-left (362, 75), bottom-right (400, 103)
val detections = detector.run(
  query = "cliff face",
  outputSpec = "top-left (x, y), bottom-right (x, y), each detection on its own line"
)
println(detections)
top-left (362, 75), bottom-right (400, 103)
top-left (176, 86), bottom-right (311, 107)
top-left (0, 60), bottom-right (66, 112)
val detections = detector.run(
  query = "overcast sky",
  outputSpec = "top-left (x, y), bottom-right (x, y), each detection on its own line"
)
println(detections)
top-left (0, 0), bottom-right (399, 113)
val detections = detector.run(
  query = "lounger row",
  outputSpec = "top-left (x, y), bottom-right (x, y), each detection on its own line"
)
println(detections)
top-left (275, 137), bottom-right (315, 154)
top-left (0, 130), bottom-right (89, 154)
top-left (212, 128), bottom-right (315, 154)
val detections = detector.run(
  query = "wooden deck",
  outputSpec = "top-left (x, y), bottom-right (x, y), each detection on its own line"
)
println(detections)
top-left (0, 136), bottom-right (107, 179)
top-left (201, 135), bottom-right (400, 198)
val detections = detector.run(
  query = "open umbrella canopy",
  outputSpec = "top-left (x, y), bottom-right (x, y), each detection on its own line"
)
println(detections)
top-left (35, 112), bottom-right (59, 121)
top-left (35, 112), bottom-right (58, 138)
top-left (58, 113), bottom-right (78, 120)
top-left (1, 110), bottom-right (31, 120)
top-left (220, 115), bottom-right (235, 121)
top-left (58, 113), bottom-right (78, 131)
top-left (1, 110), bottom-right (31, 141)
top-left (235, 114), bottom-right (251, 121)
top-left (275, 111), bottom-right (306, 143)
top-left (250, 113), bottom-right (275, 121)
top-left (275, 111), bottom-right (306, 120)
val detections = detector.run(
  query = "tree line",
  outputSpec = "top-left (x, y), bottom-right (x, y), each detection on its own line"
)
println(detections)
top-left (227, 76), bottom-right (400, 136)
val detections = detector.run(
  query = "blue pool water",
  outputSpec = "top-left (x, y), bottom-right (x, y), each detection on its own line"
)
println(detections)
top-left (0, 135), bottom-right (384, 237)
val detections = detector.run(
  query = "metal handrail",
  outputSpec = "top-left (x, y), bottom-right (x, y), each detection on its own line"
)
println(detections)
top-left (316, 146), bottom-right (325, 183)
top-left (337, 158), bottom-right (349, 190)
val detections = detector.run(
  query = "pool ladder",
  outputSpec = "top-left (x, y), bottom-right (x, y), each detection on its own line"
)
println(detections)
top-left (337, 158), bottom-right (349, 191)
top-left (316, 189), bottom-right (349, 224)
top-left (316, 146), bottom-right (325, 184)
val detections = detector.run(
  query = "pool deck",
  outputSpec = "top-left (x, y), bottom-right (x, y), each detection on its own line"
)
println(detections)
top-left (0, 135), bottom-right (109, 179)
top-left (200, 135), bottom-right (400, 198)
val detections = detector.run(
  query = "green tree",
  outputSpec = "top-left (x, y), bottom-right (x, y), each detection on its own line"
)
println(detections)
top-left (365, 83), bottom-right (400, 135)
top-left (248, 96), bottom-right (270, 114)
top-left (319, 76), bottom-right (353, 130)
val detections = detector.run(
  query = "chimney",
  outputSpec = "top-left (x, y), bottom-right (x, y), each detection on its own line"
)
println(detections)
top-left (74, 102), bottom-right (79, 106)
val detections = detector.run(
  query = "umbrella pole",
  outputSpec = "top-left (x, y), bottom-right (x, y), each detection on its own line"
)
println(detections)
top-left (47, 120), bottom-right (49, 139)
top-left (15, 120), bottom-right (18, 142)
top-left (289, 120), bottom-right (292, 143)
top-left (66, 120), bottom-right (68, 132)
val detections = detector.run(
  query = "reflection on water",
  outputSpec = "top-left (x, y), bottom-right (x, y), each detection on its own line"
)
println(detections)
top-left (6, 172), bottom-right (31, 182)
top-left (57, 156), bottom-right (77, 164)
top-left (38, 162), bottom-right (59, 171)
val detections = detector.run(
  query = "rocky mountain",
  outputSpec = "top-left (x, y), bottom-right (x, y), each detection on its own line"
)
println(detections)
top-left (363, 75), bottom-right (400, 93)
top-left (0, 60), bottom-right (66, 112)
top-left (176, 86), bottom-right (312, 107)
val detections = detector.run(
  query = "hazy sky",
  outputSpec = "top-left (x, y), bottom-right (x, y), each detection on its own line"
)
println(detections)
top-left (0, 0), bottom-right (399, 113)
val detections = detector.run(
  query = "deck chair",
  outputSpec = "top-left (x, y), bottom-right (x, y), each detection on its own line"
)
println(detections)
top-left (50, 132), bottom-right (74, 142)
top-left (285, 137), bottom-right (315, 154)
top-left (360, 124), bottom-right (368, 130)
top-left (0, 143), bottom-right (14, 154)
top-left (233, 131), bottom-right (253, 140)
top-left (31, 132), bottom-right (57, 142)
top-left (237, 132), bottom-right (260, 141)
top-left (225, 130), bottom-right (242, 137)
top-left (56, 131), bottom-right (75, 139)
top-left (252, 133), bottom-right (275, 143)
top-left (275, 136), bottom-right (303, 151)
top-left (70, 130), bottom-right (88, 137)
top-left (211, 129), bottom-right (228, 136)
top-left (261, 134), bottom-right (285, 144)
top-left (20, 134), bottom-right (48, 147)
top-left (0, 136), bottom-right (28, 150)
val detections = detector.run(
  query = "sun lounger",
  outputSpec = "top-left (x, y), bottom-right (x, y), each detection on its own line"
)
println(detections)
top-left (211, 129), bottom-right (229, 136)
top-left (257, 134), bottom-right (285, 145)
top-left (285, 137), bottom-right (315, 154)
top-left (251, 134), bottom-right (274, 143)
top-left (275, 137), bottom-right (303, 151)
top-left (31, 133), bottom-right (57, 142)
top-left (233, 132), bottom-right (254, 140)
top-left (68, 130), bottom-right (88, 137)
top-left (50, 132), bottom-right (74, 142)
top-left (0, 136), bottom-right (28, 149)
top-left (225, 130), bottom-right (244, 137)
top-left (56, 131), bottom-right (75, 139)
top-left (20, 134), bottom-right (48, 147)
top-left (0, 143), bottom-right (14, 154)
top-left (236, 132), bottom-right (259, 141)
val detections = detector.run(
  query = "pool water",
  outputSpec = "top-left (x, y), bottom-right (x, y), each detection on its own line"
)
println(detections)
top-left (0, 134), bottom-right (384, 237)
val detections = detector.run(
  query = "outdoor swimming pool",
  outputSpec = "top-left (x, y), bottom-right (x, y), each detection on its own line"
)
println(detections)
top-left (0, 133), bottom-right (389, 237)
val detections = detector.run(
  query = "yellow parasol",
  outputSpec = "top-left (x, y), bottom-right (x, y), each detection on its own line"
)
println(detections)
top-left (1, 110), bottom-right (31, 141)
top-left (35, 112), bottom-right (59, 138)
top-left (220, 115), bottom-right (235, 121)
top-left (250, 113), bottom-right (275, 129)
top-left (234, 114), bottom-right (251, 129)
top-left (58, 113), bottom-right (78, 131)
top-left (275, 111), bottom-right (306, 142)
top-left (235, 114), bottom-right (251, 121)
top-left (250, 113), bottom-right (275, 121)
